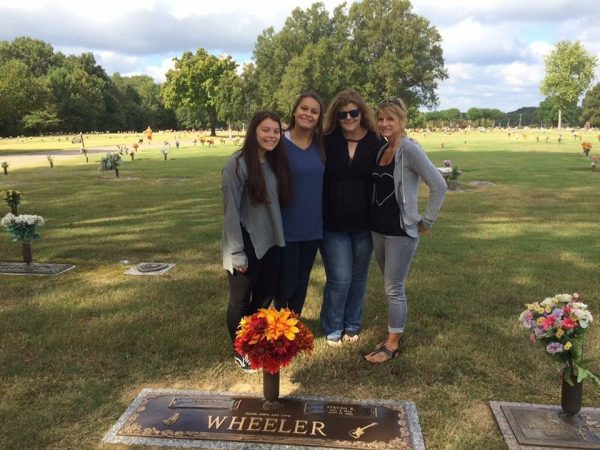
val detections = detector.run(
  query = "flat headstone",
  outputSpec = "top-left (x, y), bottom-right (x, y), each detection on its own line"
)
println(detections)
top-left (0, 262), bottom-right (75, 276)
top-left (490, 401), bottom-right (600, 449)
top-left (124, 263), bottom-right (175, 276)
top-left (103, 388), bottom-right (424, 449)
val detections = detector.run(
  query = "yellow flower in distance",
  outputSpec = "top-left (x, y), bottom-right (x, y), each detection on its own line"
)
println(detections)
top-left (564, 342), bottom-right (573, 350)
top-left (261, 308), bottom-right (299, 341)
top-left (556, 328), bottom-right (564, 339)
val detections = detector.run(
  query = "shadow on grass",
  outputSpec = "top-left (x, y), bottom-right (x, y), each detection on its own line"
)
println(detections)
top-left (1, 148), bottom-right (599, 449)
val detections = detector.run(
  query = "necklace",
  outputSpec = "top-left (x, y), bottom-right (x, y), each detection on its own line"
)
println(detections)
top-left (345, 137), bottom-right (361, 142)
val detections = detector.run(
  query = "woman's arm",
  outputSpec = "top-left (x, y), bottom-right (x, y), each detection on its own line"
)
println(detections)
top-left (222, 159), bottom-right (248, 271)
top-left (406, 143), bottom-right (447, 230)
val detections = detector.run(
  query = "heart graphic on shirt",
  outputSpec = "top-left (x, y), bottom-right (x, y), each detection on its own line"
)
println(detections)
top-left (373, 172), bottom-right (395, 206)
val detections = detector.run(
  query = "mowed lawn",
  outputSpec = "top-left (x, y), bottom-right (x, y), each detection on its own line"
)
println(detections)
top-left (0, 129), bottom-right (599, 449)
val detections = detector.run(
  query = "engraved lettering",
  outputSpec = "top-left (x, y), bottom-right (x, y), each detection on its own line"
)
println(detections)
top-left (263, 418), bottom-right (278, 432)
top-left (278, 418), bottom-right (292, 433)
top-left (228, 416), bottom-right (247, 431)
top-left (247, 417), bottom-right (262, 431)
top-left (207, 416), bottom-right (228, 430)
top-left (293, 420), bottom-right (308, 435)
top-left (310, 421), bottom-right (327, 436)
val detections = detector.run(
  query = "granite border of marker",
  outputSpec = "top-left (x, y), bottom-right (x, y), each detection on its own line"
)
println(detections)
top-left (0, 262), bottom-right (75, 276)
top-left (124, 263), bottom-right (176, 276)
top-left (103, 388), bottom-right (425, 450)
top-left (490, 400), bottom-right (600, 449)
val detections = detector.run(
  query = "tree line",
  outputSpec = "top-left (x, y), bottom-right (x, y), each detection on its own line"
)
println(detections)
top-left (1, 0), bottom-right (599, 138)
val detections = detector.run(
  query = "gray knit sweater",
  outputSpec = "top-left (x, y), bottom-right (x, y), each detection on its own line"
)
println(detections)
top-left (221, 152), bottom-right (285, 273)
top-left (375, 137), bottom-right (447, 238)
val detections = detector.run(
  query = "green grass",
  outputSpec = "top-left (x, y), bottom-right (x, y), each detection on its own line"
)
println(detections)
top-left (1, 130), bottom-right (599, 449)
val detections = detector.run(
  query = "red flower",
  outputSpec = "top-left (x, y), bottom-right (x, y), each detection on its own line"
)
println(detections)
top-left (562, 317), bottom-right (578, 330)
top-left (233, 307), bottom-right (315, 373)
top-left (542, 315), bottom-right (556, 331)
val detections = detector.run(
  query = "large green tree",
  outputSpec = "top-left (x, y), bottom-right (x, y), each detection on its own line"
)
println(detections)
top-left (249, 0), bottom-right (446, 116)
top-left (162, 50), bottom-right (237, 136)
top-left (540, 40), bottom-right (597, 129)
top-left (0, 37), bottom-right (56, 77)
top-left (582, 82), bottom-right (600, 127)
top-left (0, 59), bottom-right (46, 135)
top-left (46, 53), bottom-right (109, 132)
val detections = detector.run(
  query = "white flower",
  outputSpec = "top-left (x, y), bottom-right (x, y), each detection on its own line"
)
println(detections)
top-left (541, 297), bottom-right (558, 308)
top-left (572, 306), bottom-right (593, 328)
top-left (1, 212), bottom-right (16, 227)
top-left (555, 294), bottom-right (572, 304)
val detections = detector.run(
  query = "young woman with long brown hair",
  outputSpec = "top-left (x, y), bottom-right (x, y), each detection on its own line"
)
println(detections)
top-left (221, 110), bottom-right (291, 371)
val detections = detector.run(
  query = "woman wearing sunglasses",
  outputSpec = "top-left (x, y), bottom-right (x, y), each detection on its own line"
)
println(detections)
top-left (364, 98), bottom-right (446, 364)
top-left (320, 89), bottom-right (385, 347)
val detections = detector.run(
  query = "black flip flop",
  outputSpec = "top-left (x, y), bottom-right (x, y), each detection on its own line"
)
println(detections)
top-left (364, 345), bottom-right (399, 364)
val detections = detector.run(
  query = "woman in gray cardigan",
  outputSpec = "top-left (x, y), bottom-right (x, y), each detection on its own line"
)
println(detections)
top-left (221, 111), bottom-right (291, 371)
top-left (364, 98), bottom-right (447, 364)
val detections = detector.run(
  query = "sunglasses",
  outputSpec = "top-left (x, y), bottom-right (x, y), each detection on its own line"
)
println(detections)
top-left (337, 109), bottom-right (360, 120)
top-left (379, 98), bottom-right (406, 110)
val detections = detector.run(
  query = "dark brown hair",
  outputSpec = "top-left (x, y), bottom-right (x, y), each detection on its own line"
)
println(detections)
top-left (287, 91), bottom-right (325, 161)
top-left (236, 111), bottom-right (291, 206)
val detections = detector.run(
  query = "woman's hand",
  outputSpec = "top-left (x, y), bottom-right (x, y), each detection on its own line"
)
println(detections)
top-left (417, 221), bottom-right (429, 235)
top-left (235, 266), bottom-right (248, 274)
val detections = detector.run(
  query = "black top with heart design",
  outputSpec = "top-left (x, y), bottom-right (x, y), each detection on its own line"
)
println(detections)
top-left (370, 157), bottom-right (408, 236)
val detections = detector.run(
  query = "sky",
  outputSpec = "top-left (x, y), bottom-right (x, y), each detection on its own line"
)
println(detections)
top-left (1, 0), bottom-right (599, 112)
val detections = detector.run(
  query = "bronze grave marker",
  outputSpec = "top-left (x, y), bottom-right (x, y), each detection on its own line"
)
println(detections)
top-left (103, 388), bottom-right (424, 449)
top-left (490, 401), bottom-right (600, 449)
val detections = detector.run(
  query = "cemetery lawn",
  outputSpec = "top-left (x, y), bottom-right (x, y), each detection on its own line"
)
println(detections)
top-left (1, 130), bottom-right (599, 449)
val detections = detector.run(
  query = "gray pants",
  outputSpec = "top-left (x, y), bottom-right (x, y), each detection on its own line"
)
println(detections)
top-left (371, 231), bottom-right (419, 333)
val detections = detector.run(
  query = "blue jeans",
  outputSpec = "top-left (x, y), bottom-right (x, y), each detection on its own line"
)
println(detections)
top-left (275, 240), bottom-right (320, 315)
top-left (371, 231), bottom-right (419, 334)
top-left (320, 229), bottom-right (373, 340)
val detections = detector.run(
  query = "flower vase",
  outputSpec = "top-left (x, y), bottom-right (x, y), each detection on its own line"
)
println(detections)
top-left (22, 241), bottom-right (32, 264)
top-left (447, 179), bottom-right (458, 191)
top-left (262, 371), bottom-right (280, 410)
top-left (561, 369), bottom-right (583, 416)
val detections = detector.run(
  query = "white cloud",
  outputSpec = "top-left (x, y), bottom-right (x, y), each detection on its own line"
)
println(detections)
top-left (499, 62), bottom-right (544, 89)
top-left (1, 0), bottom-right (598, 111)
top-left (140, 57), bottom-right (176, 83)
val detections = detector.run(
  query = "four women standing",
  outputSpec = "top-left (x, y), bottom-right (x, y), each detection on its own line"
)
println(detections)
top-left (222, 92), bottom-right (446, 369)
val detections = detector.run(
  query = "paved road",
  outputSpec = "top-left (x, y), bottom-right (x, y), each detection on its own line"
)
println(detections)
top-left (1, 146), bottom-right (142, 166)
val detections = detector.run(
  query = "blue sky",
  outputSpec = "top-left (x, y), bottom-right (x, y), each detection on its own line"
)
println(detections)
top-left (1, 0), bottom-right (598, 112)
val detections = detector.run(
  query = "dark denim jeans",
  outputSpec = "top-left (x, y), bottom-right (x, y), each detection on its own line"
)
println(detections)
top-left (319, 229), bottom-right (373, 341)
top-left (275, 240), bottom-right (320, 315)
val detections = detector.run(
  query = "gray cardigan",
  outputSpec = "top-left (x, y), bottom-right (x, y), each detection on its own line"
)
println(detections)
top-left (221, 152), bottom-right (285, 273)
top-left (376, 137), bottom-right (447, 238)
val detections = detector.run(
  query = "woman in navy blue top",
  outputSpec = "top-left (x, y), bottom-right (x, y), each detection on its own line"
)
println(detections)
top-left (275, 92), bottom-right (325, 315)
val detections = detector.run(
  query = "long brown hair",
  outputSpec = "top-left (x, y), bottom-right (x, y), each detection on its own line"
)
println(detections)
top-left (287, 91), bottom-right (325, 161)
top-left (324, 89), bottom-right (376, 136)
top-left (236, 111), bottom-right (291, 206)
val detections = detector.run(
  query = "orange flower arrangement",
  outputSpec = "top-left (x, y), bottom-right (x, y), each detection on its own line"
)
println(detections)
top-left (234, 307), bottom-right (314, 374)
top-left (582, 142), bottom-right (592, 151)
